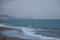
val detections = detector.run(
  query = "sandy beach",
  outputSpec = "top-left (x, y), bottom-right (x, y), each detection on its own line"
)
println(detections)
top-left (0, 27), bottom-right (27, 40)
top-left (0, 35), bottom-right (26, 40)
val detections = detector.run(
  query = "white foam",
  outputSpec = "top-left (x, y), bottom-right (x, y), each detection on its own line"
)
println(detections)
top-left (18, 27), bottom-right (60, 40)
top-left (0, 24), bottom-right (60, 40)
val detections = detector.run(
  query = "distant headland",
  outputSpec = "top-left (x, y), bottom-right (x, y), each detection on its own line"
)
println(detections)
top-left (0, 14), bottom-right (15, 20)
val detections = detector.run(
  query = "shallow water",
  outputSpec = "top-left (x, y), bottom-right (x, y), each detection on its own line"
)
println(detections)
top-left (0, 19), bottom-right (60, 40)
top-left (0, 24), bottom-right (60, 40)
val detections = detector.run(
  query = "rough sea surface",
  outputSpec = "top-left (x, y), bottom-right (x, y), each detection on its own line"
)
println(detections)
top-left (0, 19), bottom-right (60, 40)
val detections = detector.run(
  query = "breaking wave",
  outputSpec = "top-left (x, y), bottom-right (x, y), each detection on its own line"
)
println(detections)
top-left (0, 24), bottom-right (60, 40)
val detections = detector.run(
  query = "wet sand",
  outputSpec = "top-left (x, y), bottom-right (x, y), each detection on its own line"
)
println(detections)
top-left (0, 27), bottom-right (27, 40)
top-left (0, 37), bottom-right (27, 40)
top-left (0, 35), bottom-right (26, 40)
top-left (0, 27), bottom-right (16, 31)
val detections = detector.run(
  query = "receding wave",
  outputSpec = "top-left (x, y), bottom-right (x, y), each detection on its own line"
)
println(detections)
top-left (0, 24), bottom-right (60, 40)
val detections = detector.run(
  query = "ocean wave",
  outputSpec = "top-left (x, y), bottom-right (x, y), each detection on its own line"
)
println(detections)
top-left (0, 24), bottom-right (60, 40)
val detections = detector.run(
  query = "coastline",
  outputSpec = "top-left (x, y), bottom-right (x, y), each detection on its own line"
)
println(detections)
top-left (0, 35), bottom-right (27, 40)
top-left (0, 27), bottom-right (28, 40)
top-left (0, 24), bottom-right (60, 40)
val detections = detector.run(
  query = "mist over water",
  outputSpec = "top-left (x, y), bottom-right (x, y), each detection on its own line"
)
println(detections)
top-left (0, 0), bottom-right (60, 19)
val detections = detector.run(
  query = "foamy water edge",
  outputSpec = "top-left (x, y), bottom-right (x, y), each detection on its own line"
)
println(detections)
top-left (0, 24), bottom-right (60, 40)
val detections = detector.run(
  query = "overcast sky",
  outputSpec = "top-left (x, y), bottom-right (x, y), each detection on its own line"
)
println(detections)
top-left (0, 0), bottom-right (60, 19)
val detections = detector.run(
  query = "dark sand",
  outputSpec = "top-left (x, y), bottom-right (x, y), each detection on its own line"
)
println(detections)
top-left (0, 27), bottom-right (16, 31)
top-left (0, 37), bottom-right (27, 40)
top-left (0, 35), bottom-right (26, 40)
top-left (0, 27), bottom-right (28, 40)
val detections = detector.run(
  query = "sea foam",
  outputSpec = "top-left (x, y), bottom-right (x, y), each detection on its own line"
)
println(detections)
top-left (0, 24), bottom-right (60, 40)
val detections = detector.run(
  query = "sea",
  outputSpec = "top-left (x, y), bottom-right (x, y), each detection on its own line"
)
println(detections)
top-left (0, 19), bottom-right (60, 40)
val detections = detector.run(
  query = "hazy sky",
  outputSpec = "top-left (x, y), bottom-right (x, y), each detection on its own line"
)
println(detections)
top-left (0, 0), bottom-right (60, 19)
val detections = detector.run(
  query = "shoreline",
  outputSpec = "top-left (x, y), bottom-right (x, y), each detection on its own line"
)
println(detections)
top-left (0, 27), bottom-right (28, 40)
top-left (0, 24), bottom-right (60, 40)
top-left (0, 35), bottom-right (27, 40)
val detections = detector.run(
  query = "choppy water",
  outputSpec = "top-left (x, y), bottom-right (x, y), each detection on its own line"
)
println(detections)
top-left (0, 19), bottom-right (60, 40)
